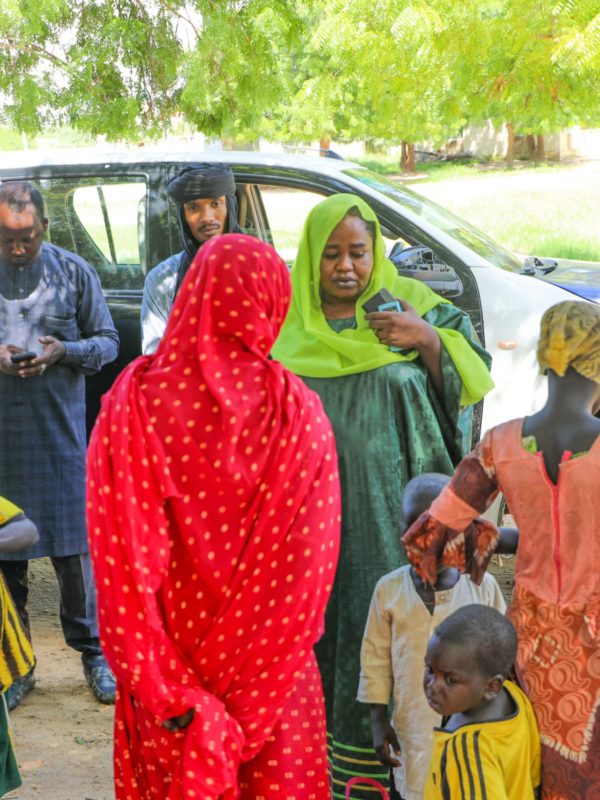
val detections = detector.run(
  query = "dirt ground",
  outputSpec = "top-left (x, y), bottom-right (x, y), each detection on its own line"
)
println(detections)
top-left (5, 550), bottom-right (516, 800)
top-left (7, 558), bottom-right (114, 800)
top-left (488, 555), bottom-right (516, 605)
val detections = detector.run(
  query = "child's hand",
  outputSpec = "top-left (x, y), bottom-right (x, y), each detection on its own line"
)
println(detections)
top-left (371, 715), bottom-right (402, 767)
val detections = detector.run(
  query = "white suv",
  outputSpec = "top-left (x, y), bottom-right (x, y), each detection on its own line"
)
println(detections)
top-left (0, 147), bottom-right (587, 436)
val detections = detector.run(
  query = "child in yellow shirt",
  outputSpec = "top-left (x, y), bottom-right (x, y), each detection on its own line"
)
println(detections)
top-left (0, 497), bottom-right (38, 797)
top-left (424, 605), bottom-right (540, 799)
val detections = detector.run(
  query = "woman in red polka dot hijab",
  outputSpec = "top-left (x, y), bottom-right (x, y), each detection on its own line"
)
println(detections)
top-left (86, 234), bottom-right (341, 799)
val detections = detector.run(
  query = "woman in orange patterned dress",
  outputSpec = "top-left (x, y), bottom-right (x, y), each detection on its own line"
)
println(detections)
top-left (402, 300), bottom-right (600, 800)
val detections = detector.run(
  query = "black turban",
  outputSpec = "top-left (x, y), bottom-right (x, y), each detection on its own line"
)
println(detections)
top-left (167, 163), bottom-right (236, 203)
top-left (167, 163), bottom-right (242, 295)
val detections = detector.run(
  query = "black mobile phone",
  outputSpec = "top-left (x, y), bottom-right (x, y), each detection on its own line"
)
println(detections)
top-left (362, 288), bottom-right (398, 315)
top-left (362, 289), bottom-right (410, 355)
top-left (10, 351), bottom-right (36, 364)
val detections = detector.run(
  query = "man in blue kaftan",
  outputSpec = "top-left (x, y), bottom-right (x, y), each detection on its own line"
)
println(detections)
top-left (0, 181), bottom-right (119, 708)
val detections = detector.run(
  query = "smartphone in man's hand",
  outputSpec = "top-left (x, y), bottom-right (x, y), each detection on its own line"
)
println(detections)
top-left (10, 351), bottom-right (36, 364)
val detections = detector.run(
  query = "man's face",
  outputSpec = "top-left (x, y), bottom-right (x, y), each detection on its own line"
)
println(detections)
top-left (0, 203), bottom-right (47, 266)
top-left (182, 196), bottom-right (228, 245)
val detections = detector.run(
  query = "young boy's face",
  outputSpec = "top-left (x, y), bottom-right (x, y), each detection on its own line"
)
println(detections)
top-left (423, 634), bottom-right (495, 717)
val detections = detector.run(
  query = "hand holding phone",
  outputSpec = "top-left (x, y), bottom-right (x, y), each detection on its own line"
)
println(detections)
top-left (361, 288), bottom-right (402, 316)
top-left (362, 290), bottom-right (408, 354)
top-left (10, 351), bottom-right (37, 364)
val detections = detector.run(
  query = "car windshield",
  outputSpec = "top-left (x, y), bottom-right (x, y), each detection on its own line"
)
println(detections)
top-left (344, 168), bottom-right (524, 272)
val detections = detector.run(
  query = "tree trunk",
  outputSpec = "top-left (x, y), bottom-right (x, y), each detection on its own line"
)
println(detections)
top-left (536, 134), bottom-right (545, 161)
top-left (319, 135), bottom-right (331, 156)
top-left (505, 123), bottom-right (514, 166)
top-left (365, 138), bottom-right (383, 154)
top-left (526, 134), bottom-right (536, 161)
top-left (401, 141), bottom-right (415, 173)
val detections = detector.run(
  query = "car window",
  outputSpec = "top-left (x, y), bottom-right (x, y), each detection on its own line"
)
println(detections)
top-left (38, 176), bottom-right (148, 291)
top-left (257, 185), bottom-right (324, 263)
top-left (257, 183), bottom-right (407, 264)
top-left (344, 168), bottom-right (523, 272)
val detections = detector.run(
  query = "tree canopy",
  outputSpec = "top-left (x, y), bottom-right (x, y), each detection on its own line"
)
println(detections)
top-left (1, 0), bottom-right (600, 148)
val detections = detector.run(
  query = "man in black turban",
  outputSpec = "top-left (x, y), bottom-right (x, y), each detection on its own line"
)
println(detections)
top-left (141, 163), bottom-right (242, 354)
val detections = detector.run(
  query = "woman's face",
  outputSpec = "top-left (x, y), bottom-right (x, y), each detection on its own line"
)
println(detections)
top-left (319, 215), bottom-right (374, 309)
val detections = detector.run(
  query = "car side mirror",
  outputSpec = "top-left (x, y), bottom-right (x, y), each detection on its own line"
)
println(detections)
top-left (388, 244), bottom-right (464, 299)
top-left (520, 255), bottom-right (558, 276)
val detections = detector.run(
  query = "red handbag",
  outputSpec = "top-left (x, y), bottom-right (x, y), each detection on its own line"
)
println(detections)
top-left (345, 776), bottom-right (390, 799)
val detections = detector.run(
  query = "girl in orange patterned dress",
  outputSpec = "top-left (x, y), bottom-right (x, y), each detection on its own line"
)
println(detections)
top-left (402, 301), bottom-right (600, 800)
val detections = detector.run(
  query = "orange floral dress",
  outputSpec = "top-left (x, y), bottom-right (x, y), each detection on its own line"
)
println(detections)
top-left (403, 418), bottom-right (600, 800)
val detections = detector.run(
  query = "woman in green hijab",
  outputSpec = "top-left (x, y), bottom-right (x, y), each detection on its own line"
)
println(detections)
top-left (272, 194), bottom-right (493, 799)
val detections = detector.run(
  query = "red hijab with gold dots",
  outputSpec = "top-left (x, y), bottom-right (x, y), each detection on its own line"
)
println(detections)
top-left (87, 234), bottom-right (340, 798)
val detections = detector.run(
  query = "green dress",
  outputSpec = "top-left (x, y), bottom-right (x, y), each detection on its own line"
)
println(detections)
top-left (271, 193), bottom-right (494, 798)
top-left (0, 697), bottom-right (20, 798)
top-left (305, 305), bottom-right (488, 800)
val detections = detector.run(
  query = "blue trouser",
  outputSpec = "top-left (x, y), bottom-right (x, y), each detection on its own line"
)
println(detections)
top-left (0, 553), bottom-right (102, 663)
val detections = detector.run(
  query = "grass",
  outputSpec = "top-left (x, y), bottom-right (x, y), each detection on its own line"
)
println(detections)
top-left (403, 160), bottom-right (600, 262)
top-left (354, 155), bottom-right (489, 182)
top-left (476, 197), bottom-right (600, 261)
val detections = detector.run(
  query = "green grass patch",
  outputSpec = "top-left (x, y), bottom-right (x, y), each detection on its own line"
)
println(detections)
top-left (415, 164), bottom-right (600, 262)
top-left (455, 194), bottom-right (600, 262)
top-left (352, 155), bottom-right (402, 175)
top-left (354, 153), bottom-right (576, 183)
top-left (353, 153), bottom-right (487, 181)
top-left (414, 160), bottom-right (486, 182)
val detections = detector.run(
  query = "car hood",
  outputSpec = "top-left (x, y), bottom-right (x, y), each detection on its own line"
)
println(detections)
top-left (541, 258), bottom-right (600, 303)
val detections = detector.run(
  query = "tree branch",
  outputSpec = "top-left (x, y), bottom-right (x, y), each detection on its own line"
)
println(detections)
top-left (157, 0), bottom-right (201, 39)
top-left (0, 37), bottom-right (69, 68)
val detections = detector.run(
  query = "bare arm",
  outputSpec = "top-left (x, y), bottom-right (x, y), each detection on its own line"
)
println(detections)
top-left (0, 515), bottom-right (39, 552)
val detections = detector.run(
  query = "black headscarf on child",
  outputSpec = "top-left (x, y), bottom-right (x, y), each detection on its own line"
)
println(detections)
top-left (167, 163), bottom-right (242, 295)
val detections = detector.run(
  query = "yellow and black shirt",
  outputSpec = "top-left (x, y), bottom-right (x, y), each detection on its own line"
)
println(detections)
top-left (425, 680), bottom-right (541, 800)
top-left (0, 498), bottom-right (35, 691)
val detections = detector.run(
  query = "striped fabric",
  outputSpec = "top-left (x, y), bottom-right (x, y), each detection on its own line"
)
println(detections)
top-left (437, 731), bottom-right (488, 800)
top-left (0, 574), bottom-right (35, 691)
top-left (329, 734), bottom-right (390, 800)
top-left (0, 499), bottom-right (35, 690)
top-left (0, 500), bottom-right (21, 528)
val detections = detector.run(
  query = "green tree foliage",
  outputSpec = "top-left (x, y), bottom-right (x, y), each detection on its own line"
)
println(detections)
top-left (179, 1), bottom-right (302, 140)
top-left (0, 0), bottom-right (181, 137)
top-left (267, 0), bottom-right (457, 169)
top-left (0, 0), bottom-right (599, 149)
top-left (453, 0), bottom-right (600, 136)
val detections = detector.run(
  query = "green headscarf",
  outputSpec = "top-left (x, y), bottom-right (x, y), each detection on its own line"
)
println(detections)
top-left (272, 194), bottom-right (493, 405)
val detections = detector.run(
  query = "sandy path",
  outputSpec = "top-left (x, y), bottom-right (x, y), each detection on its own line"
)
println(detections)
top-left (7, 558), bottom-right (114, 800)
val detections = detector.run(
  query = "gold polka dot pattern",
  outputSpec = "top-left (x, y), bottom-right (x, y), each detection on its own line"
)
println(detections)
top-left (87, 234), bottom-right (341, 798)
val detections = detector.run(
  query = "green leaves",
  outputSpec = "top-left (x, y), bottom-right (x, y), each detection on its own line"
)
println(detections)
top-left (0, 0), bottom-right (599, 146)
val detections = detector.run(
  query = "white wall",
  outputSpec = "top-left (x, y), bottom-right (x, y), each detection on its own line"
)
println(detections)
top-left (433, 123), bottom-right (600, 160)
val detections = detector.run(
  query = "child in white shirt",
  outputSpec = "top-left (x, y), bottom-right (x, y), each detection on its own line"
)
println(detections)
top-left (357, 473), bottom-right (507, 800)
